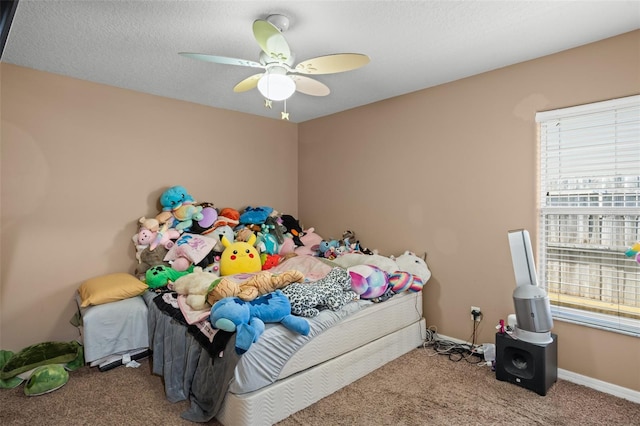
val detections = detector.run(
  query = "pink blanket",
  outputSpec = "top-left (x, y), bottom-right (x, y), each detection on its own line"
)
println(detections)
top-left (269, 256), bottom-right (333, 281)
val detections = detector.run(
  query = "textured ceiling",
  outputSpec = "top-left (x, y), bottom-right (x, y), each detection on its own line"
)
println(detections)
top-left (3, 1), bottom-right (639, 123)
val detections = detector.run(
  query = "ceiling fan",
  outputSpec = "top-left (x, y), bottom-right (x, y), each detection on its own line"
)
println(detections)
top-left (179, 14), bottom-right (370, 119)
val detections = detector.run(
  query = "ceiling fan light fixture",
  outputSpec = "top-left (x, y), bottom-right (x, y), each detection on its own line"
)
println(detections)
top-left (257, 67), bottom-right (296, 101)
top-left (265, 14), bottom-right (290, 32)
top-left (182, 15), bottom-right (370, 117)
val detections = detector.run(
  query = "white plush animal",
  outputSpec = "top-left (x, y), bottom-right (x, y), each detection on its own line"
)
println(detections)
top-left (393, 251), bottom-right (431, 283)
top-left (332, 250), bottom-right (431, 294)
top-left (172, 267), bottom-right (219, 310)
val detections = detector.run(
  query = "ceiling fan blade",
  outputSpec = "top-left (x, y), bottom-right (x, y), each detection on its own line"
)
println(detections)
top-left (252, 19), bottom-right (291, 63)
top-left (295, 53), bottom-right (370, 75)
top-left (179, 52), bottom-right (264, 69)
top-left (291, 75), bottom-right (330, 97)
top-left (233, 74), bottom-right (264, 93)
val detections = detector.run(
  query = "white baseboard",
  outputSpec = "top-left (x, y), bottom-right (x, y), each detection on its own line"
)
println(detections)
top-left (558, 368), bottom-right (640, 404)
top-left (434, 334), bottom-right (640, 404)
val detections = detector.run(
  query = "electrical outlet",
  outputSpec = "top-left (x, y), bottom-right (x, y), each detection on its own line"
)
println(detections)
top-left (470, 306), bottom-right (482, 322)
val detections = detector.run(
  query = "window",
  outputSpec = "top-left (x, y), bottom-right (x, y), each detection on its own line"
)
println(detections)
top-left (536, 95), bottom-right (640, 337)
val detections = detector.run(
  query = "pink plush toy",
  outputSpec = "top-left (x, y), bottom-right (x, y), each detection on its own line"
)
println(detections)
top-left (149, 223), bottom-right (180, 251)
top-left (137, 228), bottom-right (155, 246)
top-left (294, 227), bottom-right (324, 256)
top-left (348, 264), bottom-right (389, 299)
top-left (169, 248), bottom-right (192, 271)
top-left (135, 222), bottom-right (180, 252)
top-left (280, 227), bottom-right (324, 256)
top-left (279, 237), bottom-right (296, 255)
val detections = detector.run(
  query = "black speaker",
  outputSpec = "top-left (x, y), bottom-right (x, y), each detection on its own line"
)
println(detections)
top-left (495, 332), bottom-right (558, 396)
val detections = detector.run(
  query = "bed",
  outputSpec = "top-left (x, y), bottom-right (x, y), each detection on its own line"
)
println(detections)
top-left (73, 292), bottom-right (149, 368)
top-left (145, 257), bottom-right (426, 425)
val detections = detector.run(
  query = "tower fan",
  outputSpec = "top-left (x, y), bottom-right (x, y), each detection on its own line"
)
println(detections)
top-left (507, 229), bottom-right (554, 345)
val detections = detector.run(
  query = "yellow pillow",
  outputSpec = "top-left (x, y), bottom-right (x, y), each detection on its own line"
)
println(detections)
top-left (78, 273), bottom-right (148, 308)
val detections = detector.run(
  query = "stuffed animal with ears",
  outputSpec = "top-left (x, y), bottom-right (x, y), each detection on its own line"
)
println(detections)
top-left (235, 227), bottom-right (255, 243)
top-left (281, 267), bottom-right (359, 317)
top-left (173, 266), bottom-right (219, 310)
top-left (160, 185), bottom-right (195, 212)
top-left (210, 290), bottom-right (310, 354)
top-left (134, 225), bottom-right (159, 248)
top-left (219, 234), bottom-right (262, 276)
top-left (388, 251), bottom-right (432, 293)
top-left (149, 222), bottom-right (181, 251)
top-left (139, 216), bottom-right (160, 233)
top-left (132, 225), bottom-right (179, 265)
top-left (155, 211), bottom-right (175, 228)
top-left (318, 239), bottom-right (340, 259)
top-left (158, 186), bottom-right (203, 232)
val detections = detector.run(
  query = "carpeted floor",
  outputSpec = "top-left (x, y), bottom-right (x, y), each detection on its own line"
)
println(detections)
top-left (1, 347), bottom-right (638, 425)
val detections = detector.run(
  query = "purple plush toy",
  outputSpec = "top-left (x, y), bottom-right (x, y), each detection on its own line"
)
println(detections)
top-left (348, 264), bottom-right (389, 299)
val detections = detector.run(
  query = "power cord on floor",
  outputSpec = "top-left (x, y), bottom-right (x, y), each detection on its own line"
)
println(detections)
top-left (422, 324), bottom-right (486, 365)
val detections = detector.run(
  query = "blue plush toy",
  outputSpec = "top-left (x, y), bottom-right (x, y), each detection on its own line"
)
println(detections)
top-left (239, 206), bottom-right (274, 225)
top-left (160, 185), bottom-right (195, 211)
top-left (210, 290), bottom-right (310, 354)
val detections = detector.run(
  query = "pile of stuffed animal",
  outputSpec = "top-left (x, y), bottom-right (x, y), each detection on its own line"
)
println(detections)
top-left (132, 185), bottom-right (386, 283)
top-left (133, 185), bottom-right (432, 354)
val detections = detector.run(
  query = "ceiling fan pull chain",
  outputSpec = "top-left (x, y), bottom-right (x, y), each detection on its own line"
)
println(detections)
top-left (281, 99), bottom-right (290, 121)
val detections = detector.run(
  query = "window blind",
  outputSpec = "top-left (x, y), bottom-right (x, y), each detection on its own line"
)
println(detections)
top-left (536, 95), bottom-right (640, 337)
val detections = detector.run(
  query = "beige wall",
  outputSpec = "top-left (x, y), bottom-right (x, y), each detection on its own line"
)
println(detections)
top-left (1, 64), bottom-right (298, 350)
top-left (1, 31), bottom-right (638, 392)
top-left (298, 30), bottom-right (640, 391)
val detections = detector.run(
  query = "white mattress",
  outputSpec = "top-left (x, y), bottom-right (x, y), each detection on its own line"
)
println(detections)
top-left (229, 290), bottom-right (423, 394)
top-left (74, 293), bottom-right (149, 363)
top-left (278, 290), bottom-right (422, 381)
top-left (217, 317), bottom-right (426, 426)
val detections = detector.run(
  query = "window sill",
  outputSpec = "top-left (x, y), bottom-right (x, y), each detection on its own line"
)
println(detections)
top-left (551, 305), bottom-right (640, 338)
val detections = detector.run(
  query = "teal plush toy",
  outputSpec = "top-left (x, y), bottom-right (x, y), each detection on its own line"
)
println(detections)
top-left (160, 185), bottom-right (195, 211)
top-left (210, 290), bottom-right (309, 354)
